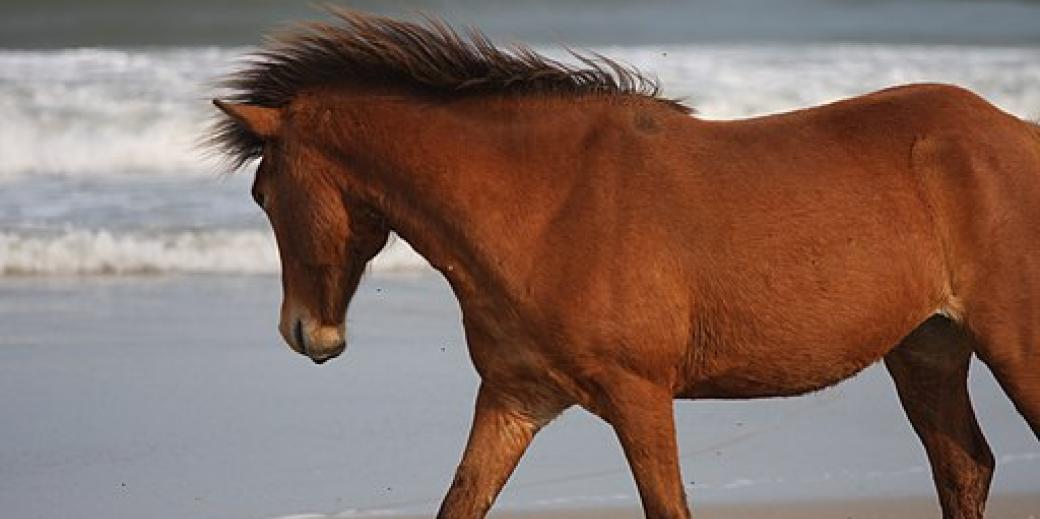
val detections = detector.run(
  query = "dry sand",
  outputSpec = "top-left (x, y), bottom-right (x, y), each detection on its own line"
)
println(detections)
top-left (482, 493), bottom-right (1040, 518)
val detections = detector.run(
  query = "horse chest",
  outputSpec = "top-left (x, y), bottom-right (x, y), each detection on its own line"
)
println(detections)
top-left (461, 309), bottom-right (552, 379)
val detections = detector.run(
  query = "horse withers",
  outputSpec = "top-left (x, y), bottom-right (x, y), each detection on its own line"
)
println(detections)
top-left (209, 10), bottom-right (1040, 519)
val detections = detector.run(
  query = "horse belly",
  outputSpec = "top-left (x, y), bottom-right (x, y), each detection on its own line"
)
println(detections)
top-left (682, 258), bottom-right (943, 399)
top-left (682, 335), bottom-right (898, 399)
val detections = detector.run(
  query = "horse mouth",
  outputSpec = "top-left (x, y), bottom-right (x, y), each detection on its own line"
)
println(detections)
top-left (295, 319), bottom-right (343, 364)
top-left (294, 319), bottom-right (307, 356)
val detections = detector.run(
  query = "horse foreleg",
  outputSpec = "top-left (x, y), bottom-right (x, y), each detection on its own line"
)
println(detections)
top-left (594, 374), bottom-right (691, 519)
top-left (436, 383), bottom-right (562, 519)
top-left (884, 316), bottom-right (994, 519)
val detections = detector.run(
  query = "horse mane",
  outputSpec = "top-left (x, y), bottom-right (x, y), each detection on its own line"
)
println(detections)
top-left (208, 8), bottom-right (689, 168)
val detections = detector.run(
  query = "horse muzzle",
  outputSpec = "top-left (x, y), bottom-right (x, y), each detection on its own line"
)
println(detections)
top-left (279, 317), bottom-right (346, 364)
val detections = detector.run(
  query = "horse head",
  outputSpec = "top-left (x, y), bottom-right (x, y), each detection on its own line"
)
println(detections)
top-left (214, 100), bottom-right (389, 364)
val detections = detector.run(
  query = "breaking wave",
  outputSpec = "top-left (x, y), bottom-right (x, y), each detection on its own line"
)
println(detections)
top-left (0, 47), bottom-right (237, 180)
top-left (2, 44), bottom-right (1038, 275)
top-left (2, 45), bottom-right (1038, 182)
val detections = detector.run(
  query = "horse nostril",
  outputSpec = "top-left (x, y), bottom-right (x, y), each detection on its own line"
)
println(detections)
top-left (293, 319), bottom-right (306, 355)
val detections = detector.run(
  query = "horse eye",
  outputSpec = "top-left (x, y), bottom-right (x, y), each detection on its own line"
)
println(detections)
top-left (362, 207), bottom-right (381, 222)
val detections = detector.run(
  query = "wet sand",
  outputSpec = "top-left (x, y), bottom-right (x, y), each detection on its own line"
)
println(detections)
top-left (1, 275), bottom-right (1036, 519)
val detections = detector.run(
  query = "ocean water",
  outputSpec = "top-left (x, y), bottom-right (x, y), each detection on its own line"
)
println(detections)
top-left (5, 0), bottom-right (1040, 48)
top-left (1, 44), bottom-right (1039, 276)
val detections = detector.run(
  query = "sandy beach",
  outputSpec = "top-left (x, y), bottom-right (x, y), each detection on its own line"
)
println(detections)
top-left (1, 274), bottom-right (1036, 519)
top-left (488, 494), bottom-right (1040, 518)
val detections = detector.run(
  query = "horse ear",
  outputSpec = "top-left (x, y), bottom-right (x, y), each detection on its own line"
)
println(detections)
top-left (213, 100), bottom-right (282, 139)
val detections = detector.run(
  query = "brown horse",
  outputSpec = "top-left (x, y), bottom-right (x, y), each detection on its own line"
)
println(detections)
top-left (209, 10), bottom-right (1040, 519)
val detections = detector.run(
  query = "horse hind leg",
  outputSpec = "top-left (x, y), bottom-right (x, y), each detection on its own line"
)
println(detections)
top-left (968, 308), bottom-right (1040, 439)
top-left (884, 315), bottom-right (994, 519)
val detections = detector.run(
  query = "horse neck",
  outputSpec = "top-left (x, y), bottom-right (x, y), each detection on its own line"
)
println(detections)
top-left (323, 91), bottom-right (592, 299)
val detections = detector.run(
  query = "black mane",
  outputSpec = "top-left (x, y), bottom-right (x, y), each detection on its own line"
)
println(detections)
top-left (207, 8), bottom-right (687, 168)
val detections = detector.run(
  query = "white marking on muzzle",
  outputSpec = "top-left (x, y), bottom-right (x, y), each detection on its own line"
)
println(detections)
top-left (298, 318), bottom-right (346, 363)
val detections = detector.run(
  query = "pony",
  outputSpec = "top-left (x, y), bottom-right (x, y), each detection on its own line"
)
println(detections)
top-left (209, 10), bottom-right (1040, 519)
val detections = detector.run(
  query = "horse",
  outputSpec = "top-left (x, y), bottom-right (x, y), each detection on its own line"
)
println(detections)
top-left (208, 10), bottom-right (1040, 519)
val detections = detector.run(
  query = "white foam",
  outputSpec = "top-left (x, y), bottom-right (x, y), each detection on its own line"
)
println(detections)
top-left (0, 229), bottom-right (428, 276)
top-left (610, 44), bottom-right (1040, 119)
top-left (2, 45), bottom-right (1038, 182)
top-left (0, 47), bottom-right (240, 180)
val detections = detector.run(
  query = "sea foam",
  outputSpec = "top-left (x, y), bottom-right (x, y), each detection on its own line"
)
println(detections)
top-left (0, 229), bottom-right (428, 276)
top-left (0, 47), bottom-right (237, 180)
top-left (2, 45), bottom-right (1037, 182)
